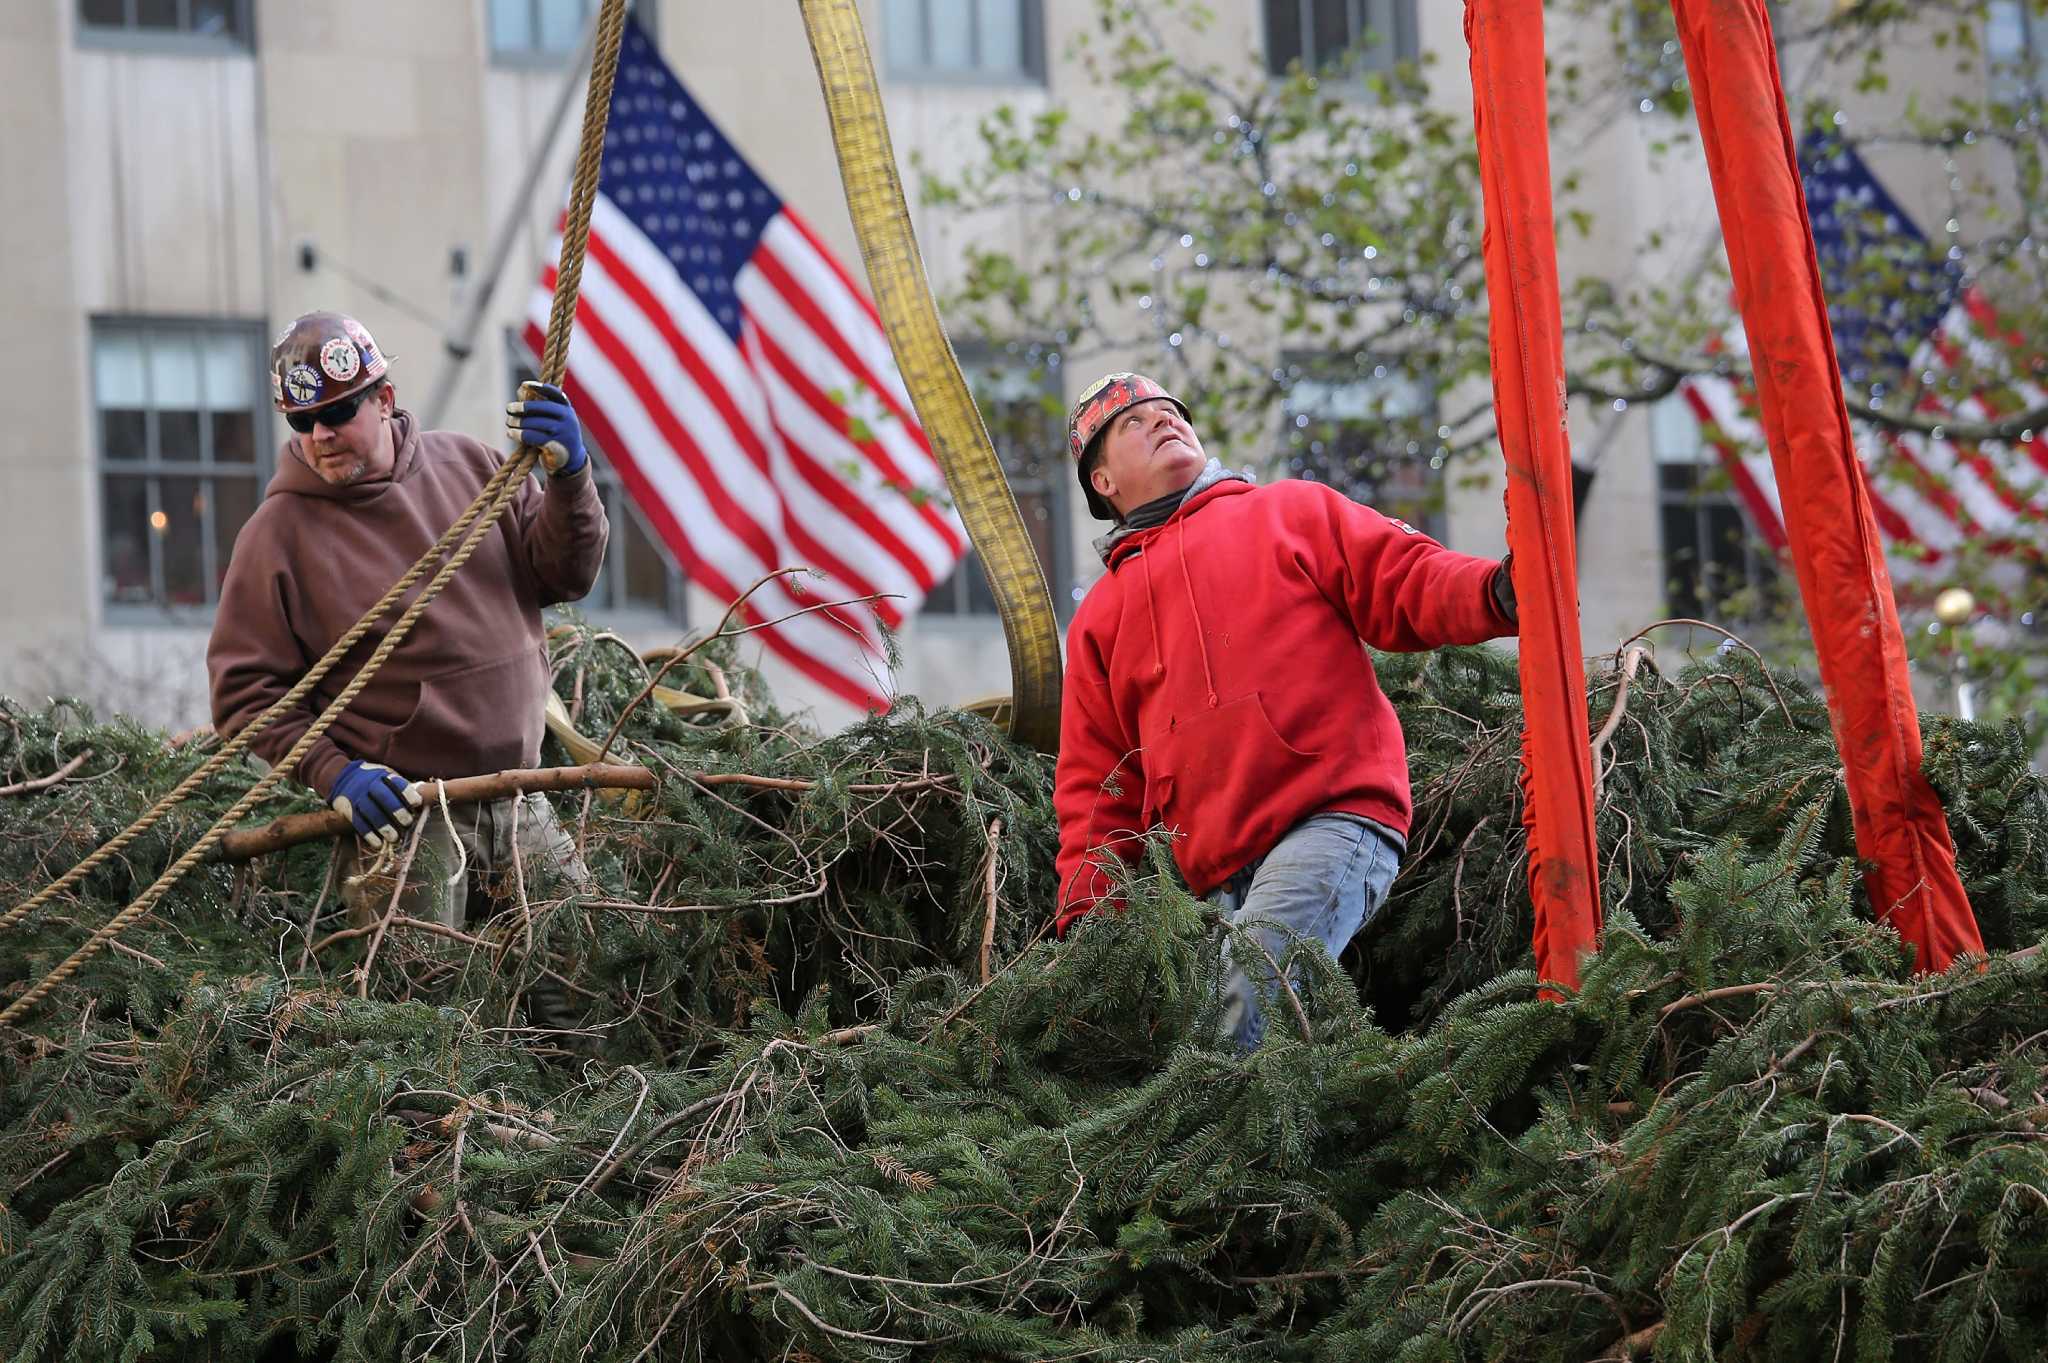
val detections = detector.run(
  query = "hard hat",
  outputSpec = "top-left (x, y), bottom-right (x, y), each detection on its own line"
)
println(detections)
top-left (269, 311), bottom-right (389, 413)
top-left (1067, 372), bottom-right (1190, 521)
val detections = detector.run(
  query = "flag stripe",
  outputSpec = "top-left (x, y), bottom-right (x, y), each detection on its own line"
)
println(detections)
top-left (740, 321), bottom-right (945, 597)
top-left (537, 316), bottom-right (890, 710)
top-left (566, 236), bottom-right (916, 628)
top-left (744, 316), bottom-right (963, 574)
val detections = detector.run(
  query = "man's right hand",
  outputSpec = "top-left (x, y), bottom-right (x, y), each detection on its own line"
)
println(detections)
top-left (328, 759), bottom-right (424, 848)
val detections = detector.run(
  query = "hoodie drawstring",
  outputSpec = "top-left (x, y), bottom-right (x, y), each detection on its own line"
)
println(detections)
top-left (1141, 548), bottom-right (1166, 679)
top-left (1175, 520), bottom-right (1220, 709)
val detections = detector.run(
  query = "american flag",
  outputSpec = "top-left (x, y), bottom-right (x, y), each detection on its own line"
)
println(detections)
top-left (1681, 132), bottom-right (2048, 587)
top-left (525, 18), bottom-right (966, 709)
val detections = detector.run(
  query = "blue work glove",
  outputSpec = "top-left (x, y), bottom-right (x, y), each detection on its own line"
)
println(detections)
top-left (327, 759), bottom-right (424, 849)
top-left (506, 380), bottom-right (588, 477)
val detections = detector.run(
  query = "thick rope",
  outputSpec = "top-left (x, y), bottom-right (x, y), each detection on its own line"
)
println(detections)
top-left (0, 0), bottom-right (631, 1025)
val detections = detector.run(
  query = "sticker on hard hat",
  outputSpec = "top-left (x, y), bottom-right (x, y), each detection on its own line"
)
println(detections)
top-left (270, 370), bottom-right (285, 405)
top-left (319, 337), bottom-right (362, 384)
top-left (342, 317), bottom-right (380, 364)
top-left (284, 364), bottom-right (322, 406)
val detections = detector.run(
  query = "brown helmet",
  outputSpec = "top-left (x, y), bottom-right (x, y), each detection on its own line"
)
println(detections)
top-left (269, 311), bottom-right (390, 413)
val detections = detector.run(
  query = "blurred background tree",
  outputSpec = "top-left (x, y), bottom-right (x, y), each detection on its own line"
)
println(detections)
top-left (928, 0), bottom-right (2048, 734)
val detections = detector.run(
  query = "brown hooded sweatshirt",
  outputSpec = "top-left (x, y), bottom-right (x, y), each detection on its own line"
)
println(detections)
top-left (207, 410), bottom-right (608, 796)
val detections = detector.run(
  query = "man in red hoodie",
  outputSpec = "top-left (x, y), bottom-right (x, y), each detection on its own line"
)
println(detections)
top-left (1054, 372), bottom-right (1517, 1048)
top-left (208, 312), bottom-right (608, 956)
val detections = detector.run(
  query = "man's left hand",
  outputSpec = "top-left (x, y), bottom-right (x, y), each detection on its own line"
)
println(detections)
top-left (507, 381), bottom-right (588, 477)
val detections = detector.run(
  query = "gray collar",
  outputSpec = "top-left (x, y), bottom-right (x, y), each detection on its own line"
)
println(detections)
top-left (1092, 458), bottom-right (1250, 564)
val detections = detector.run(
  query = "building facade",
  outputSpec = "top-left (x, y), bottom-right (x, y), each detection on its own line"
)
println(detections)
top-left (0, 0), bottom-right (2009, 732)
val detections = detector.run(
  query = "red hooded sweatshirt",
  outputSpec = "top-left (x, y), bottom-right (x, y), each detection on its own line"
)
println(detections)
top-left (1054, 477), bottom-right (1514, 933)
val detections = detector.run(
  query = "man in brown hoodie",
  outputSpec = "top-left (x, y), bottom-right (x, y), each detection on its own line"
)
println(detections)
top-left (208, 312), bottom-right (609, 962)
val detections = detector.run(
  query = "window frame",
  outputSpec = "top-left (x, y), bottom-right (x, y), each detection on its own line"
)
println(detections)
top-left (93, 315), bottom-right (272, 623)
top-left (881, 0), bottom-right (1047, 87)
top-left (76, 0), bottom-right (255, 54)
top-left (922, 344), bottom-right (1070, 620)
top-left (486, 0), bottom-right (658, 68)
top-left (1261, 0), bottom-right (1420, 81)
top-left (507, 334), bottom-right (690, 630)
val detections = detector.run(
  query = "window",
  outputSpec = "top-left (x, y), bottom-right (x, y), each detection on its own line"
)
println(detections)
top-left (78, 0), bottom-right (252, 50)
top-left (882, 0), bottom-right (1045, 84)
top-left (509, 344), bottom-right (688, 626)
top-left (1651, 397), bottom-right (1778, 619)
top-left (94, 320), bottom-right (267, 614)
top-left (1987, 1), bottom-right (2048, 103)
top-left (489, 0), bottom-right (655, 63)
top-left (1263, 0), bottom-right (1418, 78)
top-left (925, 350), bottom-right (1068, 616)
top-left (1282, 356), bottom-right (1445, 539)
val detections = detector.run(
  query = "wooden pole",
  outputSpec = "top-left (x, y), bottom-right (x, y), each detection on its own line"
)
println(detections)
top-left (215, 764), bottom-right (654, 863)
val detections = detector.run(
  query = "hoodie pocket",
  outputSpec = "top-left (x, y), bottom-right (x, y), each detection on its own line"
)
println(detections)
top-left (1148, 692), bottom-right (1319, 890)
top-left (378, 651), bottom-right (544, 777)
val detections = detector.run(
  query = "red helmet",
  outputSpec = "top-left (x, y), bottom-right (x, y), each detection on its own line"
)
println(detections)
top-left (269, 311), bottom-right (389, 413)
top-left (1067, 372), bottom-right (1190, 520)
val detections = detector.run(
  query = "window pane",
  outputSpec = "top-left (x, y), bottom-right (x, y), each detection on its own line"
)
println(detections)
top-left (95, 330), bottom-right (146, 407)
top-left (102, 475), bottom-right (153, 604)
top-left (159, 410), bottom-right (202, 464)
top-left (103, 409), bottom-right (148, 463)
top-left (623, 505), bottom-right (674, 612)
top-left (1650, 395), bottom-right (1703, 463)
top-left (490, 0), bottom-right (534, 52)
top-left (1266, 0), bottom-right (1304, 74)
top-left (212, 475), bottom-right (257, 592)
top-left (963, 553), bottom-right (998, 614)
top-left (201, 330), bottom-right (253, 408)
top-left (134, 0), bottom-right (178, 29)
top-left (535, 0), bottom-right (586, 52)
top-left (883, 0), bottom-right (924, 71)
top-left (190, 0), bottom-right (240, 38)
top-left (1660, 505), bottom-right (1703, 617)
top-left (1988, 1), bottom-right (2025, 63)
top-left (81, 0), bottom-right (126, 28)
top-left (976, 0), bottom-right (1023, 72)
top-left (929, 0), bottom-right (972, 69)
top-left (211, 410), bottom-right (255, 464)
top-left (160, 476), bottom-right (206, 606)
top-left (149, 331), bottom-right (201, 407)
top-left (1311, 0), bottom-right (1353, 69)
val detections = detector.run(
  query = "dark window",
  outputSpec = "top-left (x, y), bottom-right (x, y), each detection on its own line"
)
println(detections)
top-left (1652, 398), bottom-right (1779, 619)
top-left (93, 320), bottom-right (268, 613)
top-left (925, 348), bottom-right (1069, 615)
top-left (78, 0), bottom-right (251, 48)
top-left (509, 343), bottom-right (688, 627)
top-left (1282, 356), bottom-right (1446, 540)
top-left (882, 0), bottom-right (1045, 84)
top-left (1263, 0), bottom-right (1418, 77)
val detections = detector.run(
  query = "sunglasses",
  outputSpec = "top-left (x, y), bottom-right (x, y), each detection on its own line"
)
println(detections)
top-left (286, 388), bottom-right (376, 435)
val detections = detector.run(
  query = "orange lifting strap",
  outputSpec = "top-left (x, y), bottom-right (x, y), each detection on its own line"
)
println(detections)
top-left (1670, 0), bottom-right (1983, 972)
top-left (1465, 0), bottom-right (1604, 992)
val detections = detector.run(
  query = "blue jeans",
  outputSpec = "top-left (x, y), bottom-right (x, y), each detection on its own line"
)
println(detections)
top-left (1210, 813), bottom-right (1402, 1050)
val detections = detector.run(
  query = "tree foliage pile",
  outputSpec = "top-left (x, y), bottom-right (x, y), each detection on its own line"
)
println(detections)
top-left (1, 628), bottom-right (2046, 1361)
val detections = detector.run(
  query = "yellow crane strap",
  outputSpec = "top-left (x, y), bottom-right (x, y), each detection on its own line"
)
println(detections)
top-left (795, 0), bottom-right (1063, 752)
